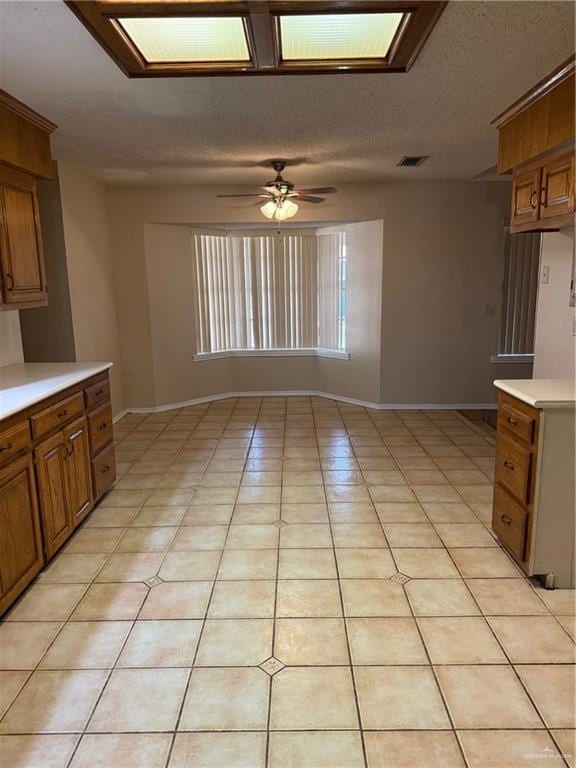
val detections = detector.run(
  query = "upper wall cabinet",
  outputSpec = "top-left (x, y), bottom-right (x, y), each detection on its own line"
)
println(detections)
top-left (493, 56), bottom-right (575, 234)
top-left (0, 90), bottom-right (56, 311)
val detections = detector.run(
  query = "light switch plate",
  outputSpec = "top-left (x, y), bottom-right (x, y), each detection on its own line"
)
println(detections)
top-left (541, 265), bottom-right (550, 284)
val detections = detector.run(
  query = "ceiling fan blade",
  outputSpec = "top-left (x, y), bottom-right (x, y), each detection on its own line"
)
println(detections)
top-left (293, 194), bottom-right (325, 203)
top-left (216, 193), bottom-right (269, 198)
top-left (296, 186), bottom-right (338, 194)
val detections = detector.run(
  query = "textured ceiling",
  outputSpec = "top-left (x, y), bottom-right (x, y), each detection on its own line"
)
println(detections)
top-left (0, 1), bottom-right (574, 186)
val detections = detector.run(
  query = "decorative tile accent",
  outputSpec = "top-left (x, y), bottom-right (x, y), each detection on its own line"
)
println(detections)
top-left (259, 657), bottom-right (285, 676)
top-left (144, 576), bottom-right (163, 588)
top-left (273, 520), bottom-right (288, 528)
top-left (390, 572), bottom-right (411, 585)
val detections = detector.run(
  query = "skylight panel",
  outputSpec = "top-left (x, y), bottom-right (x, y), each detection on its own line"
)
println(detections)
top-left (279, 12), bottom-right (405, 61)
top-left (118, 16), bottom-right (251, 63)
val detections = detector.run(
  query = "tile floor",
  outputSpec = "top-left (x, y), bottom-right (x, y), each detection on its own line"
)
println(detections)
top-left (0, 397), bottom-right (574, 768)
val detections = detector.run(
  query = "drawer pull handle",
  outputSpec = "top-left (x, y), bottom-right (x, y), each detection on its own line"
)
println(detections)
top-left (501, 514), bottom-right (512, 526)
top-left (57, 410), bottom-right (68, 418)
top-left (503, 460), bottom-right (515, 471)
top-left (98, 421), bottom-right (108, 431)
top-left (506, 416), bottom-right (518, 426)
top-left (94, 389), bottom-right (104, 397)
top-left (101, 465), bottom-right (111, 474)
top-left (0, 442), bottom-right (12, 452)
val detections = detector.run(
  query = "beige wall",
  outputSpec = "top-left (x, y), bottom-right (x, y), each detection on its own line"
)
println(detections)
top-left (533, 230), bottom-right (576, 380)
top-left (0, 312), bottom-right (23, 367)
top-left (58, 164), bottom-right (125, 415)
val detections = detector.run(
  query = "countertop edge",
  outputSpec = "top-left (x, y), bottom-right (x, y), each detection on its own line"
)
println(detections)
top-left (494, 379), bottom-right (576, 409)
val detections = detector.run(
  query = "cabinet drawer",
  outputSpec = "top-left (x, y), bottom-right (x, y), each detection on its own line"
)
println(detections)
top-left (498, 402), bottom-right (536, 445)
top-left (88, 402), bottom-right (113, 456)
top-left (492, 482), bottom-right (528, 561)
top-left (495, 435), bottom-right (532, 504)
top-left (85, 378), bottom-right (110, 411)
top-left (0, 421), bottom-right (31, 465)
top-left (31, 393), bottom-right (84, 439)
top-left (92, 444), bottom-right (116, 501)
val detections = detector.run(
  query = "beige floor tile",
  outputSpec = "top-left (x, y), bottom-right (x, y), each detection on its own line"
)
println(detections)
top-left (328, 502), bottom-right (378, 523)
top-left (116, 526), bottom-right (177, 552)
top-left (559, 615), bottom-right (576, 640)
top-left (131, 507), bottom-right (186, 526)
top-left (169, 732), bottom-right (267, 768)
top-left (332, 523), bottom-right (387, 548)
top-left (195, 619), bottom-right (273, 666)
top-left (140, 581), bottom-right (212, 619)
top-left (182, 505), bottom-right (233, 525)
top-left (551, 730), bottom-right (576, 768)
top-left (70, 734), bottom-right (172, 768)
top-left (179, 667), bottom-right (269, 730)
top-left (171, 525), bottom-right (228, 551)
top-left (404, 470), bottom-right (449, 485)
top-left (63, 527), bottom-right (126, 554)
top-left (278, 549), bottom-right (337, 579)
top-left (488, 616), bottom-right (576, 662)
top-left (114, 474), bottom-right (164, 489)
top-left (418, 616), bottom-right (507, 663)
top-left (39, 621), bottom-right (132, 669)
top-left (269, 731), bottom-right (364, 768)
top-left (37, 554), bottom-right (107, 583)
top-left (232, 504), bottom-right (280, 524)
top-left (83, 507), bottom-right (140, 528)
top-left (532, 586), bottom-right (576, 616)
top-left (282, 486), bottom-right (326, 504)
top-left (336, 548), bottom-right (396, 578)
top-left (368, 486), bottom-right (416, 503)
top-left (270, 667), bottom-right (358, 729)
top-left (355, 666), bottom-right (450, 729)
top-left (242, 471), bottom-right (282, 486)
top-left (190, 487), bottom-right (237, 505)
top-left (0, 735), bottom-right (79, 768)
top-left (101, 489), bottom-right (150, 507)
top-left (6, 584), bottom-right (87, 621)
top-left (341, 579), bottom-right (411, 617)
top-left (466, 579), bottom-right (550, 615)
top-left (88, 668), bottom-right (188, 732)
top-left (276, 580), bottom-right (342, 617)
top-left (274, 618), bottom-right (349, 665)
top-left (70, 583), bottom-right (148, 620)
top-left (443, 470), bottom-right (490, 485)
top-left (0, 622), bottom-right (62, 669)
top-left (448, 547), bottom-right (521, 577)
top-left (159, 551), bottom-right (221, 581)
top-left (347, 617), bottom-right (428, 664)
top-left (0, 671), bottom-right (29, 717)
top-left (284, 470), bottom-right (324, 486)
top-left (364, 731), bottom-right (464, 768)
top-left (393, 548), bottom-right (460, 578)
top-left (405, 579), bottom-right (480, 616)
top-left (412, 485), bottom-right (462, 503)
top-left (458, 729), bottom-right (562, 768)
top-left (117, 620), bottom-right (202, 667)
top-left (218, 549), bottom-right (278, 580)
top-left (435, 523), bottom-right (497, 547)
top-left (0, 670), bottom-right (108, 733)
top-left (95, 553), bottom-right (164, 582)
top-left (280, 523), bottom-right (332, 548)
top-left (208, 580), bottom-right (276, 618)
top-left (225, 524), bottom-right (279, 549)
top-left (456, 485), bottom-right (493, 503)
top-left (423, 502), bottom-right (479, 523)
top-left (436, 665), bottom-right (542, 728)
top-left (516, 664), bottom-right (575, 728)
top-left (383, 523), bottom-right (443, 548)
top-left (281, 503), bottom-right (329, 523)
top-left (237, 486), bottom-right (281, 505)
top-left (326, 485), bottom-right (372, 503)
top-left (375, 502), bottom-right (428, 523)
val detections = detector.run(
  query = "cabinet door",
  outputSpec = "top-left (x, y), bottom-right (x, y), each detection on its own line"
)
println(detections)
top-left (63, 416), bottom-right (93, 526)
top-left (35, 430), bottom-right (73, 559)
top-left (511, 167), bottom-right (541, 227)
top-left (0, 455), bottom-right (44, 614)
top-left (0, 175), bottom-right (47, 306)
top-left (540, 153), bottom-right (575, 219)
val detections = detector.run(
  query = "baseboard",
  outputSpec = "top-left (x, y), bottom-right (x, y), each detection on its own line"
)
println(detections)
top-left (119, 390), bottom-right (498, 415)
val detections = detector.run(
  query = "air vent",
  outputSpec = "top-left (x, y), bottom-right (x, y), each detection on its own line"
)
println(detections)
top-left (397, 156), bottom-right (428, 167)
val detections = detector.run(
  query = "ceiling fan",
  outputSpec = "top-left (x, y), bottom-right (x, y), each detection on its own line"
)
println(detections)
top-left (217, 160), bottom-right (338, 221)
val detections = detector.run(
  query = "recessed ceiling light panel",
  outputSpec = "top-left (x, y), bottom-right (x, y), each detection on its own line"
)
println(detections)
top-left (118, 16), bottom-right (251, 63)
top-left (279, 12), bottom-right (405, 61)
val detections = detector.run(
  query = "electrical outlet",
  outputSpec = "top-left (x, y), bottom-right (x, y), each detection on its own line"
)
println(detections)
top-left (541, 265), bottom-right (550, 284)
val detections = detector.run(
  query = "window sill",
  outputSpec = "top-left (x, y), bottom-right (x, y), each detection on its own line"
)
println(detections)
top-left (194, 348), bottom-right (350, 362)
top-left (490, 354), bottom-right (534, 364)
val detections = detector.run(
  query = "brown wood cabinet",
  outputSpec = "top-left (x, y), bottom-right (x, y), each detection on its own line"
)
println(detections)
top-left (63, 416), bottom-right (93, 526)
top-left (0, 455), bottom-right (44, 615)
top-left (35, 431), bottom-right (74, 559)
top-left (0, 90), bottom-right (55, 311)
top-left (510, 149), bottom-right (575, 232)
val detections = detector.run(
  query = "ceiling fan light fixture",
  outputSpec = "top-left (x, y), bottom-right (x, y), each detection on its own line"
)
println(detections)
top-left (260, 198), bottom-right (299, 221)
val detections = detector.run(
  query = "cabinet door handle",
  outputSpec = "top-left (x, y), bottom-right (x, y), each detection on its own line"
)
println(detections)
top-left (530, 190), bottom-right (538, 209)
top-left (540, 186), bottom-right (547, 207)
top-left (98, 421), bottom-right (108, 431)
top-left (506, 416), bottom-right (517, 426)
top-left (0, 442), bottom-right (12, 452)
top-left (5, 272), bottom-right (14, 290)
top-left (57, 409), bottom-right (68, 419)
top-left (101, 465), bottom-right (111, 474)
top-left (60, 443), bottom-right (69, 461)
top-left (503, 460), bottom-right (515, 471)
top-left (500, 514), bottom-right (512, 525)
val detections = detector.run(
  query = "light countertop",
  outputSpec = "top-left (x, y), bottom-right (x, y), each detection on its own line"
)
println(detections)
top-left (0, 362), bottom-right (112, 422)
top-left (494, 378), bottom-right (576, 409)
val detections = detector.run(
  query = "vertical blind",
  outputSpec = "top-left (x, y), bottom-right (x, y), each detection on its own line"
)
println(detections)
top-left (499, 232), bottom-right (541, 356)
top-left (192, 232), bottom-right (346, 354)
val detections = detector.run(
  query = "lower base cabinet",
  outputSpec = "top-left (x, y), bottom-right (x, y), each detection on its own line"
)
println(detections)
top-left (0, 455), bottom-right (44, 615)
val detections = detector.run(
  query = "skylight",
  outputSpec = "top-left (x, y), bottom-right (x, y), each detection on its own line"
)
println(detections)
top-left (118, 16), bottom-right (251, 63)
top-left (279, 12), bottom-right (405, 61)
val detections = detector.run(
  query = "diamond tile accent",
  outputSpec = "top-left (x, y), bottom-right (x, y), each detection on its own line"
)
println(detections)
top-left (273, 520), bottom-right (288, 528)
top-left (144, 576), bottom-right (164, 588)
top-left (390, 572), bottom-right (411, 585)
top-left (259, 657), bottom-right (286, 676)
